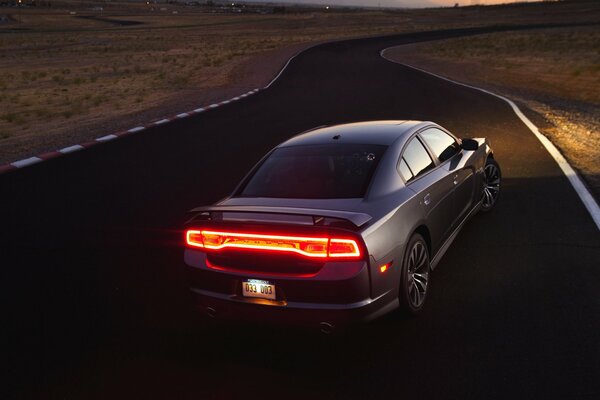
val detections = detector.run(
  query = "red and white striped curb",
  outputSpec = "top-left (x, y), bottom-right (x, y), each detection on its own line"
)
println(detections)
top-left (0, 39), bottom-right (330, 176)
top-left (0, 88), bottom-right (262, 174)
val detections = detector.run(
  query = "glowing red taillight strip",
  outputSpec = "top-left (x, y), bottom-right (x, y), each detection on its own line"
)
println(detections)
top-left (201, 230), bottom-right (329, 258)
top-left (185, 229), bottom-right (361, 259)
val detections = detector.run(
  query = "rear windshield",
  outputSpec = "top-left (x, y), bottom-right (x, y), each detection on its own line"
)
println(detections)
top-left (238, 144), bottom-right (387, 199)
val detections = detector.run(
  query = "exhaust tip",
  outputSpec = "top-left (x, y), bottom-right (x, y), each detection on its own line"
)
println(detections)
top-left (319, 322), bottom-right (335, 335)
top-left (206, 306), bottom-right (217, 318)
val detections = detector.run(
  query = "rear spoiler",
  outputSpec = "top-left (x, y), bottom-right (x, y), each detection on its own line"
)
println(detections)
top-left (189, 205), bottom-right (372, 228)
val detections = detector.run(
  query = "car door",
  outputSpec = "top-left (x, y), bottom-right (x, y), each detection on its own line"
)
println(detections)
top-left (398, 135), bottom-right (455, 254)
top-left (419, 128), bottom-right (476, 229)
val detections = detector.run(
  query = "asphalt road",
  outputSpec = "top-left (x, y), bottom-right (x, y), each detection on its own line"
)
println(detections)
top-left (3, 25), bottom-right (599, 399)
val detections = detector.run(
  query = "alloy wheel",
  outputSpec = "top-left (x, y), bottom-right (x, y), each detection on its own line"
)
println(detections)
top-left (407, 241), bottom-right (429, 309)
top-left (482, 162), bottom-right (501, 209)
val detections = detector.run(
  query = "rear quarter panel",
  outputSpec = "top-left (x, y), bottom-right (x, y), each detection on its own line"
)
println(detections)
top-left (360, 190), bottom-right (423, 300)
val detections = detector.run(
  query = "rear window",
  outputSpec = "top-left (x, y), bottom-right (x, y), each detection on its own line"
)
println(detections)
top-left (238, 143), bottom-right (387, 199)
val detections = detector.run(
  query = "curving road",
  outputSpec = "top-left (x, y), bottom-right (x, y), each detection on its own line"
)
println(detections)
top-left (3, 25), bottom-right (600, 399)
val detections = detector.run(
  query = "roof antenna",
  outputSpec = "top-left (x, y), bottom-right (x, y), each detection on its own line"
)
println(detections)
top-left (332, 135), bottom-right (341, 140)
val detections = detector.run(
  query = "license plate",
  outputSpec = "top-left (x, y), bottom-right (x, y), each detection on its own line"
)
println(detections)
top-left (242, 279), bottom-right (276, 300)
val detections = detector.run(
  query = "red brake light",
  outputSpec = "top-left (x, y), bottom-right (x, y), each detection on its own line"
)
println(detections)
top-left (185, 229), bottom-right (361, 259)
top-left (186, 230), bottom-right (204, 248)
top-left (328, 238), bottom-right (361, 258)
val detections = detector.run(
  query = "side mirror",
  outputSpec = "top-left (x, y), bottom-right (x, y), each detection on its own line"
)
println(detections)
top-left (461, 138), bottom-right (479, 151)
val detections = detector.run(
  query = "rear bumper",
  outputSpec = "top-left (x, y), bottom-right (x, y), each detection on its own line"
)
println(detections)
top-left (185, 249), bottom-right (398, 329)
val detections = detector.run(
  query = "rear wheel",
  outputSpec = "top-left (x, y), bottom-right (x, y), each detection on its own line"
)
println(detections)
top-left (480, 157), bottom-right (501, 212)
top-left (399, 233), bottom-right (430, 314)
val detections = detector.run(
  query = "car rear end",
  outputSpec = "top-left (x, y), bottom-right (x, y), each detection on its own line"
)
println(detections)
top-left (183, 209), bottom-right (391, 332)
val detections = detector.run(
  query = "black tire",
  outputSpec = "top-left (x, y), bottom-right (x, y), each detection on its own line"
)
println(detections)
top-left (399, 233), bottom-right (431, 315)
top-left (480, 157), bottom-right (501, 212)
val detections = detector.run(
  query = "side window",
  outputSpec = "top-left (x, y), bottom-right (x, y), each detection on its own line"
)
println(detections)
top-left (401, 138), bottom-right (434, 182)
top-left (420, 128), bottom-right (460, 163)
top-left (398, 158), bottom-right (413, 182)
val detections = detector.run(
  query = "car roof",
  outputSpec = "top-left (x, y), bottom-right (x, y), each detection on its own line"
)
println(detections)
top-left (279, 120), bottom-right (429, 147)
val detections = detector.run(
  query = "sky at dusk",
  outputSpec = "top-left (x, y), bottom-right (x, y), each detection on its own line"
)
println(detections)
top-left (268, 0), bottom-right (532, 8)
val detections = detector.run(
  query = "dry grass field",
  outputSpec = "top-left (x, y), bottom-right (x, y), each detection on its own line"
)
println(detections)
top-left (1, 8), bottom-right (412, 162)
top-left (389, 26), bottom-right (600, 104)
top-left (0, 0), bottom-right (598, 164)
top-left (385, 21), bottom-right (600, 196)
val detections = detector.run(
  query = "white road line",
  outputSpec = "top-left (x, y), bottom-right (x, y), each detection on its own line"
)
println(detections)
top-left (59, 145), bottom-right (84, 154)
top-left (12, 157), bottom-right (43, 168)
top-left (264, 42), bottom-right (323, 89)
top-left (176, 113), bottom-right (189, 118)
top-left (381, 48), bottom-right (600, 231)
top-left (221, 100), bottom-right (230, 105)
top-left (128, 126), bottom-right (145, 133)
top-left (96, 134), bottom-right (118, 142)
top-left (232, 97), bottom-right (240, 101)
top-left (154, 119), bottom-right (170, 125)
top-left (266, 56), bottom-right (295, 88)
top-left (193, 107), bottom-right (205, 113)
top-left (208, 104), bottom-right (219, 108)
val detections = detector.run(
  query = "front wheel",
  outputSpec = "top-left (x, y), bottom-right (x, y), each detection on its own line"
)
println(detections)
top-left (399, 233), bottom-right (430, 315)
top-left (480, 157), bottom-right (501, 212)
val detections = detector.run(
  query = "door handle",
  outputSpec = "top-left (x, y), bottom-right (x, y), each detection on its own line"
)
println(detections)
top-left (423, 193), bottom-right (431, 206)
top-left (453, 174), bottom-right (459, 185)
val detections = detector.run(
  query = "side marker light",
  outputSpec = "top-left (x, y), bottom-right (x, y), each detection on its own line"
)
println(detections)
top-left (380, 262), bottom-right (392, 273)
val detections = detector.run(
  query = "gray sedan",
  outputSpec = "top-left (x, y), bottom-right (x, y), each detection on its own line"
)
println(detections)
top-left (184, 121), bottom-right (501, 332)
